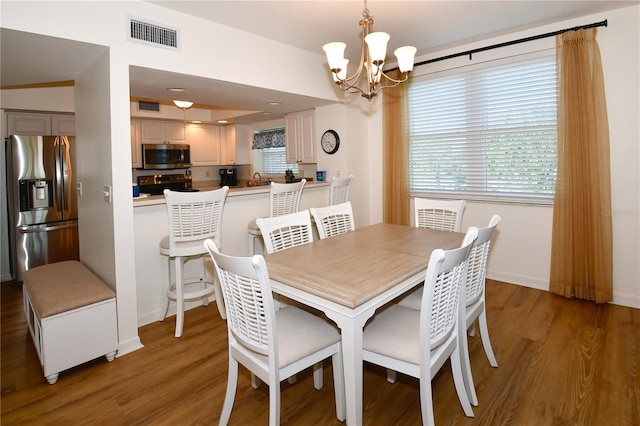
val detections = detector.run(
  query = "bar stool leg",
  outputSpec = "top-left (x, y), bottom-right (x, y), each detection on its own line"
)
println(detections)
top-left (175, 257), bottom-right (185, 338)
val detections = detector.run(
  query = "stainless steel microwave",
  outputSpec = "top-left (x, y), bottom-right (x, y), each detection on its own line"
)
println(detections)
top-left (141, 143), bottom-right (191, 170)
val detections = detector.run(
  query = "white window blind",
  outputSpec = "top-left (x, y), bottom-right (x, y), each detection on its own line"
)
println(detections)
top-left (253, 147), bottom-right (298, 174)
top-left (408, 53), bottom-right (557, 204)
top-left (252, 128), bottom-right (298, 175)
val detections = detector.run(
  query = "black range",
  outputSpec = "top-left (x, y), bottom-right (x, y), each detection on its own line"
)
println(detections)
top-left (137, 174), bottom-right (198, 195)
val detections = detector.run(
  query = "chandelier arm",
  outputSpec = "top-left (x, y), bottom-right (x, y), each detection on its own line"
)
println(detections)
top-left (379, 70), bottom-right (410, 85)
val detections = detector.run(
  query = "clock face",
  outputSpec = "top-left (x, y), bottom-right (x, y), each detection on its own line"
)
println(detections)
top-left (321, 130), bottom-right (340, 154)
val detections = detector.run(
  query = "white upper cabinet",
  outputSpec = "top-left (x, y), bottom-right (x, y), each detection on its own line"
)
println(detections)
top-left (188, 123), bottom-right (221, 166)
top-left (6, 112), bottom-right (75, 136)
top-left (51, 115), bottom-right (76, 135)
top-left (140, 120), bottom-right (186, 145)
top-left (285, 109), bottom-right (316, 164)
top-left (219, 123), bottom-right (250, 165)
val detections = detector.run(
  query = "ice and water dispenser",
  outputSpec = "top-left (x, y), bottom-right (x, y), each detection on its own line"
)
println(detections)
top-left (18, 179), bottom-right (53, 211)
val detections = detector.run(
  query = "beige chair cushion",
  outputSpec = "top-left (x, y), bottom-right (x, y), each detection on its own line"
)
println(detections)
top-left (23, 261), bottom-right (115, 318)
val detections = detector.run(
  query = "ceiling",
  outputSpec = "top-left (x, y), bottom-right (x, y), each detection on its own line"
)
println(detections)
top-left (2, 1), bottom-right (636, 123)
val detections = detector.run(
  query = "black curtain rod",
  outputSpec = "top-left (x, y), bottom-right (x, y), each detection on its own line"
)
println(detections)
top-left (390, 19), bottom-right (607, 71)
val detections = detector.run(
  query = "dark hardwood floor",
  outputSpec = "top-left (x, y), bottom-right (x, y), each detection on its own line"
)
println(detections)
top-left (2, 279), bottom-right (638, 425)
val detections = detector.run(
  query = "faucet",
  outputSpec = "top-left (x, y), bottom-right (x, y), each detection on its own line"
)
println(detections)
top-left (253, 172), bottom-right (262, 186)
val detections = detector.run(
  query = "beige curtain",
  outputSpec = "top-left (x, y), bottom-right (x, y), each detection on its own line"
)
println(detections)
top-left (382, 71), bottom-right (410, 225)
top-left (550, 28), bottom-right (613, 303)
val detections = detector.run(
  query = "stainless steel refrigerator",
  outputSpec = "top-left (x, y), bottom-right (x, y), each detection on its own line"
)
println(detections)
top-left (5, 135), bottom-right (79, 282)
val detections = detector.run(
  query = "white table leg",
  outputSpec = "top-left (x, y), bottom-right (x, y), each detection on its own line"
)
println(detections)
top-left (326, 310), bottom-right (375, 426)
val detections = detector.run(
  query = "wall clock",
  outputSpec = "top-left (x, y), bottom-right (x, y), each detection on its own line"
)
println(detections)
top-left (321, 129), bottom-right (340, 155)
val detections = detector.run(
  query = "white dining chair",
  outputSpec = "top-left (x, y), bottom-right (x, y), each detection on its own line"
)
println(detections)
top-left (160, 187), bottom-right (229, 337)
top-left (329, 174), bottom-right (353, 205)
top-left (247, 179), bottom-right (306, 255)
top-left (256, 209), bottom-right (313, 254)
top-left (395, 215), bottom-right (501, 407)
top-left (414, 197), bottom-right (466, 232)
top-left (256, 209), bottom-right (315, 385)
top-left (204, 240), bottom-right (345, 426)
top-left (310, 201), bottom-right (355, 240)
top-left (363, 227), bottom-right (478, 426)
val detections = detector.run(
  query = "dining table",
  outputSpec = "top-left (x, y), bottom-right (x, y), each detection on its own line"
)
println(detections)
top-left (263, 222), bottom-right (464, 425)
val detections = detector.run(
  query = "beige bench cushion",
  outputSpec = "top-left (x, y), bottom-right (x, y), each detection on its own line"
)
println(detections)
top-left (23, 261), bottom-right (115, 318)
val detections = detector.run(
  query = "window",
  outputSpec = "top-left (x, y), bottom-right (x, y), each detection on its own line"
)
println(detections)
top-left (252, 128), bottom-right (298, 175)
top-left (408, 52), bottom-right (557, 204)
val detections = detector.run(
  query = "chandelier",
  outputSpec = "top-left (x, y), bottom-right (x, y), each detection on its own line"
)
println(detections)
top-left (322, 1), bottom-right (417, 101)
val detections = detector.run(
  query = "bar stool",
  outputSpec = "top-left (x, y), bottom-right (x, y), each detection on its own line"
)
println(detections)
top-left (247, 179), bottom-right (306, 255)
top-left (329, 174), bottom-right (354, 205)
top-left (160, 187), bottom-right (229, 337)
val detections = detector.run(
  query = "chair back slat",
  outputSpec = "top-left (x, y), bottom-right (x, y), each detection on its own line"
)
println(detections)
top-left (422, 227), bottom-right (477, 350)
top-left (465, 215), bottom-right (501, 305)
top-left (269, 180), bottom-right (306, 217)
top-left (256, 210), bottom-right (313, 254)
top-left (204, 240), bottom-right (274, 356)
top-left (310, 202), bottom-right (355, 239)
top-left (414, 198), bottom-right (466, 232)
top-left (329, 175), bottom-right (353, 205)
top-left (164, 187), bottom-right (228, 251)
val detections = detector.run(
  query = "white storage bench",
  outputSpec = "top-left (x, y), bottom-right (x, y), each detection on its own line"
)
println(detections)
top-left (22, 260), bottom-right (118, 384)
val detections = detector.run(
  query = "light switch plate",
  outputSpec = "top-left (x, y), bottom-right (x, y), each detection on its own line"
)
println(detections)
top-left (76, 182), bottom-right (83, 196)
top-left (103, 185), bottom-right (112, 203)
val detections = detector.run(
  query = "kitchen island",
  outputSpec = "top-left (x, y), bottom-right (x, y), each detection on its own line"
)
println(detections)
top-left (133, 181), bottom-right (330, 326)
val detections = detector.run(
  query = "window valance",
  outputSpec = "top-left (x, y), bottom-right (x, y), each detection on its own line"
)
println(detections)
top-left (252, 128), bottom-right (285, 149)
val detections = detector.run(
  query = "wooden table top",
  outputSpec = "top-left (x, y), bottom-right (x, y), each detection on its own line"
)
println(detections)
top-left (263, 223), bottom-right (464, 308)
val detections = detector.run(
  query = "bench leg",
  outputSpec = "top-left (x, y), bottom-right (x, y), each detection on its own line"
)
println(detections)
top-left (46, 373), bottom-right (59, 385)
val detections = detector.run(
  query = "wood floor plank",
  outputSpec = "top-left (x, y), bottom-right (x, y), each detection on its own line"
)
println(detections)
top-left (2, 279), bottom-right (638, 425)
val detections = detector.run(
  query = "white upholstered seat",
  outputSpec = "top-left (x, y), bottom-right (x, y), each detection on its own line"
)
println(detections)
top-left (159, 187), bottom-right (228, 337)
top-left (310, 201), bottom-right (355, 240)
top-left (203, 240), bottom-right (345, 426)
top-left (363, 227), bottom-right (478, 425)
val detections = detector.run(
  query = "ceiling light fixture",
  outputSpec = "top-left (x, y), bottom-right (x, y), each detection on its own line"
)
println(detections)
top-left (167, 87), bottom-right (187, 92)
top-left (322, 0), bottom-right (416, 102)
top-left (172, 100), bottom-right (194, 109)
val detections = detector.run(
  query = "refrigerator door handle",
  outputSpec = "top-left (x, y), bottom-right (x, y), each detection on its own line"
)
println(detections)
top-left (17, 222), bottom-right (78, 234)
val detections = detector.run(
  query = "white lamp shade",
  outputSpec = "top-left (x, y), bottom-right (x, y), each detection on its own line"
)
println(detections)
top-left (364, 32), bottom-right (390, 62)
top-left (334, 59), bottom-right (349, 81)
top-left (323, 42), bottom-right (347, 70)
top-left (394, 46), bottom-right (417, 72)
top-left (173, 100), bottom-right (193, 109)
top-left (364, 62), bottom-right (381, 84)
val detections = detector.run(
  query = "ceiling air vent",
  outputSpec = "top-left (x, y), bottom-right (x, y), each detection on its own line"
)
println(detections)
top-left (138, 101), bottom-right (160, 112)
top-left (127, 16), bottom-right (180, 50)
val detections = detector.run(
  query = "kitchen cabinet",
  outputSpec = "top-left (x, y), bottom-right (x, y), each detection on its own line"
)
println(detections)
top-left (51, 115), bottom-right (76, 135)
top-left (285, 109), bottom-right (316, 164)
top-left (140, 120), bottom-right (186, 145)
top-left (131, 120), bottom-right (142, 168)
top-left (6, 112), bottom-right (75, 136)
top-left (188, 123), bottom-right (221, 166)
top-left (220, 123), bottom-right (250, 165)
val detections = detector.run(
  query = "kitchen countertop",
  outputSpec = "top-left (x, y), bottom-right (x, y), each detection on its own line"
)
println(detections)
top-left (132, 181), bottom-right (330, 207)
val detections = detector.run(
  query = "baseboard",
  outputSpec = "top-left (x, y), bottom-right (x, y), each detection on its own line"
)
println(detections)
top-left (487, 270), bottom-right (549, 291)
top-left (116, 336), bottom-right (144, 357)
top-left (487, 269), bottom-right (640, 310)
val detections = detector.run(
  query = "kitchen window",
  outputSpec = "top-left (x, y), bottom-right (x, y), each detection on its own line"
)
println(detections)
top-left (408, 51), bottom-right (557, 205)
top-left (252, 128), bottom-right (298, 175)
